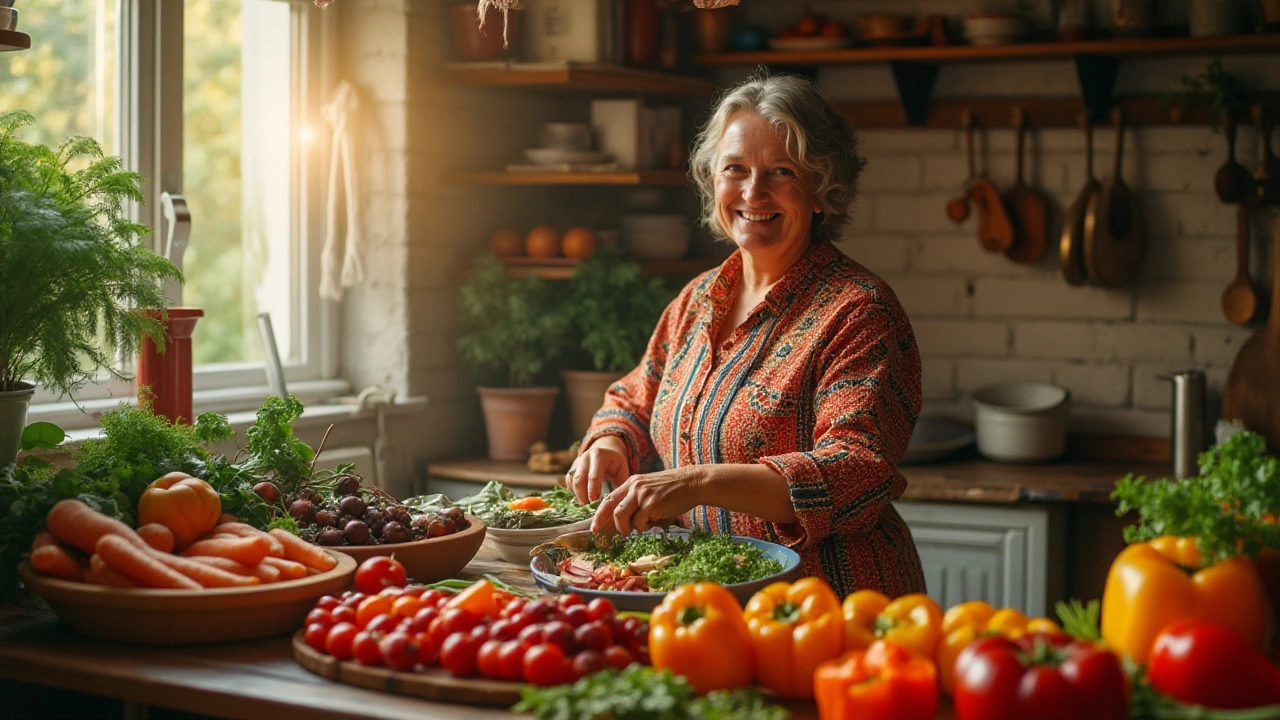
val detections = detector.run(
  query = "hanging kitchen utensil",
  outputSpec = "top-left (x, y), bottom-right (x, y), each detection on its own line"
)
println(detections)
top-left (964, 115), bottom-right (1015, 253)
top-left (1255, 105), bottom-right (1280, 207)
top-left (1222, 202), bottom-right (1261, 325)
top-left (946, 110), bottom-right (975, 223)
top-left (1060, 113), bottom-right (1096, 286)
top-left (1004, 107), bottom-right (1049, 264)
top-left (1215, 111), bottom-right (1254, 204)
top-left (1221, 213), bottom-right (1280, 450)
top-left (1084, 107), bottom-right (1144, 288)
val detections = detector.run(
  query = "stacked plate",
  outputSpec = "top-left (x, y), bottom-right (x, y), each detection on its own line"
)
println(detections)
top-left (621, 214), bottom-right (690, 261)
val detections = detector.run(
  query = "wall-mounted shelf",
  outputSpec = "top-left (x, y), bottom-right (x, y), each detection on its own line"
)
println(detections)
top-left (696, 33), bottom-right (1280, 127)
top-left (453, 169), bottom-right (689, 186)
top-left (502, 256), bottom-right (715, 279)
top-left (0, 30), bottom-right (30, 52)
top-left (440, 62), bottom-right (716, 96)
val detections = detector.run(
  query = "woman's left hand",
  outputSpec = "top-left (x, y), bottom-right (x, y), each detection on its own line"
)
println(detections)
top-left (591, 466), bottom-right (708, 535)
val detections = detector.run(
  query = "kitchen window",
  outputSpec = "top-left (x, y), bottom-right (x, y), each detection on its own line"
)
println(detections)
top-left (3, 0), bottom-right (340, 427)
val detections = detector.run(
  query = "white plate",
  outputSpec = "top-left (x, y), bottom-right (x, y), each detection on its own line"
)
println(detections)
top-left (524, 148), bottom-right (611, 165)
top-left (900, 416), bottom-right (975, 465)
top-left (766, 36), bottom-right (853, 52)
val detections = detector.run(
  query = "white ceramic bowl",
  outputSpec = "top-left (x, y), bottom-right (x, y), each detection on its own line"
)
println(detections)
top-left (484, 518), bottom-right (593, 564)
top-left (971, 382), bottom-right (1070, 463)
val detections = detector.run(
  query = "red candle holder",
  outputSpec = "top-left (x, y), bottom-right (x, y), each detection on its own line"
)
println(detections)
top-left (136, 307), bottom-right (203, 424)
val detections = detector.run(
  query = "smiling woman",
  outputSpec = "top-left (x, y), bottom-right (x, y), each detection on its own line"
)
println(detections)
top-left (565, 72), bottom-right (927, 599)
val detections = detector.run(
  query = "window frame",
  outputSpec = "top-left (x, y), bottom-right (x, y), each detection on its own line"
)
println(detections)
top-left (27, 0), bottom-right (340, 421)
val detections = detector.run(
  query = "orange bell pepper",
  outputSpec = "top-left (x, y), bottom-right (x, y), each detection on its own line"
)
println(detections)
top-left (814, 640), bottom-right (939, 720)
top-left (842, 590), bottom-right (943, 659)
top-left (744, 577), bottom-right (844, 698)
top-left (936, 601), bottom-right (1062, 694)
top-left (1101, 536), bottom-right (1273, 665)
top-left (136, 472), bottom-right (222, 551)
top-left (649, 583), bottom-right (754, 693)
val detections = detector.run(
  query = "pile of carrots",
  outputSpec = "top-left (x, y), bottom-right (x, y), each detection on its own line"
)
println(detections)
top-left (28, 499), bottom-right (337, 589)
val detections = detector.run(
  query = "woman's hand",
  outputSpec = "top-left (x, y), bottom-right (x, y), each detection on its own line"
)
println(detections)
top-left (565, 436), bottom-right (629, 504)
top-left (592, 466), bottom-right (706, 535)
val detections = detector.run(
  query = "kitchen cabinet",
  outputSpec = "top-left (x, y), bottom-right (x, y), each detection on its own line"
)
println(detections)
top-left (895, 501), bottom-right (1065, 617)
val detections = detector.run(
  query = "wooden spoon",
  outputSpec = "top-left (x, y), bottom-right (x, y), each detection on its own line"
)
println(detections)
top-left (1084, 107), bottom-right (1144, 288)
top-left (946, 111), bottom-right (975, 223)
top-left (1215, 111), bottom-right (1253, 205)
top-left (1060, 114), bottom-right (1096, 286)
top-left (1004, 107), bottom-right (1049, 264)
top-left (1222, 203), bottom-right (1260, 325)
top-left (1222, 213), bottom-right (1280, 451)
top-left (965, 117), bottom-right (1015, 253)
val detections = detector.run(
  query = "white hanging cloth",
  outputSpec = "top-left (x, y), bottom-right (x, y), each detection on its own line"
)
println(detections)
top-left (319, 81), bottom-right (364, 302)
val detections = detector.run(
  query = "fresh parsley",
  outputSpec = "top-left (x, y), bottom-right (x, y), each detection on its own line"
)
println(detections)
top-left (584, 530), bottom-right (784, 591)
top-left (512, 666), bottom-right (789, 720)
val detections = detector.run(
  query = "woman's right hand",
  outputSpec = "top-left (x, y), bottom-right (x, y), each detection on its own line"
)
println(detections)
top-left (565, 436), bottom-right (629, 505)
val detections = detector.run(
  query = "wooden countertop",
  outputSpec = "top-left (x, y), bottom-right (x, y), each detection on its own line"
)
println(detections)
top-left (0, 547), bottom-right (957, 719)
top-left (429, 452), bottom-right (1172, 505)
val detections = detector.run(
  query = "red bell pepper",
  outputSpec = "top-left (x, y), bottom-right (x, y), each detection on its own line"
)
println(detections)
top-left (1148, 620), bottom-right (1280, 710)
top-left (953, 633), bottom-right (1127, 720)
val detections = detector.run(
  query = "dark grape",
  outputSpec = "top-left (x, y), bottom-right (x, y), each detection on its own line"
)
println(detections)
top-left (343, 520), bottom-right (370, 544)
top-left (316, 527), bottom-right (345, 546)
top-left (385, 506), bottom-right (411, 527)
top-left (338, 495), bottom-right (367, 517)
top-left (289, 499), bottom-right (317, 525)
top-left (334, 474), bottom-right (362, 497)
top-left (380, 521), bottom-right (410, 544)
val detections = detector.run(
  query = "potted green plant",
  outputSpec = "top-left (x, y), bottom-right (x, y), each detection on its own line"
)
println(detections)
top-left (559, 248), bottom-right (673, 440)
top-left (0, 111), bottom-right (178, 467)
top-left (457, 254), bottom-right (571, 461)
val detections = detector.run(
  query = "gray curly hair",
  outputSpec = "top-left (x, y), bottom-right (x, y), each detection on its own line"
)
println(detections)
top-left (688, 71), bottom-right (865, 244)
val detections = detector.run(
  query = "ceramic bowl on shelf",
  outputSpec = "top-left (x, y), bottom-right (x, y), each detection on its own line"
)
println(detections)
top-left (621, 214), bottom-right (690, 261)
top-left (901, 416), bottom-right (975, 465)
top-left (484, 518), bottom-right (593, 564)
top-left (18, 552), bottom-right (356, 645)
top-left (326, 514), bottom-right (486, 584)
top-left (971, 382), bottom-right (1070, 463)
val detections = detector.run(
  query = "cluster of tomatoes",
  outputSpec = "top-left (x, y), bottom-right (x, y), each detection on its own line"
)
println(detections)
top-left (300, 557), bottom-right (649, 686)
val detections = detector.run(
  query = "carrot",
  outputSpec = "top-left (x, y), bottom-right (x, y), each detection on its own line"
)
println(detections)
top-left (188, 556), bottom-right (282, 584)
top-left (210, 523), bottom-right (285, 557)
top-left (137, 523), bottom-right (176, 554)
top-left (180, 535), bottom-right (272, 566)
top-left (96, 535), bottom-right (200, 590)
top-left (46, 499), bottom-right (147, 554)
top-left (29, 545), bottom-right (84, 582)
top-left (261, 556), bottom-right (309, 580)
top-left (89, 554), bottom-right (139, 588)
top-left (149, 551), bottom-right (260, 588)
top-left (268, 529), bottom-right (338, 572)
top-left (31, 531), bottom-right (59, 550)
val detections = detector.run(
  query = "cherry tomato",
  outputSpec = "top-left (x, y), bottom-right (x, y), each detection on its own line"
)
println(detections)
top-left (563, 605), bottom-right (591, 627)
top-left (522, 599), bottom-right (559, 624)
top-left (365, 613), bottom-right (403, 636)
top-left (400, 584), bottom-right (428, 598)
top-left (379, 631), bottom-right (420, 671)
top-left (523, 643), bottom-right (573, 686)
top-left (602, 645), bottom-right (634, 671)
top-left (572, 649), bottom-right (605, 680)
top-left (419, 589), bottom-right (450, 608)
top-left (409, 605), bottom-right (440, 634)
top-left (498, 639), bottom-right (529, 681)
top-left (438, 607), bottom-right (480, 636)
top-left (485, 618), bottom-right (518, 642)
top-left (355, 556), bottom-right (408, 595)
top-left (556, 594), bottom-right (586, 611)
top-left (501, 597), bottom-right (526, 620)
top-left (305, 608), bottom-right (335, 630)
top-left (518, 624), bottom-right (545, 646)
top-left (542, 621), bottom-right (577, 653)
top-left (340, 592), bottom-right (367, 609)
top-left (314, 595), bottom-right (341, 612)
top-left (574, 621), bottom-right (613, 652)
top-left (413, 631), bottom-right (440, 665)
top-left (476, 639), bottom-right (505, 679)
top-left (351, 630), bottom-right (383, 666)
top-left (585, 598), bottom-right (616, 623)
top-left (391, 594), bottom-right (424, 619)
top-left (304, 622), bottom-right (331, 653)
top-left (440, 632), bottom-right (481, 677)
top-left (331, 605), bottom-right (357, 626)
top-left (325, 622), bottom-right (359, 660)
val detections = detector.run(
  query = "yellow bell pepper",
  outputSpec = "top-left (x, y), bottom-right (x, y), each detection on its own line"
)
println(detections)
top-left (744, 577), bottom-right (844, 698)
top-left (842, 590), bottom-right (943, 659)
top-left (936, 601), bottom-right (1063, 694)
top-left (650, 583), bottom-right (754, 693)
top-left (1101, 536), bottom-right (1273, 665)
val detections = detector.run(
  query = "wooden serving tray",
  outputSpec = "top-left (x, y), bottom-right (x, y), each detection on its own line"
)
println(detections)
top-left (292, 631), bottom-right (522, 707)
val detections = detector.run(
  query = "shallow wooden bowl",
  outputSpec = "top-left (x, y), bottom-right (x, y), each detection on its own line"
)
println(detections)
top-left (18, 551), bottom-right (356, 645)
top-left (325, 514), bottom-right (486, 584)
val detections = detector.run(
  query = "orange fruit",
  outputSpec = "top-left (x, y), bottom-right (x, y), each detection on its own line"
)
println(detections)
top-left (489, 228), bottom-right (524, 258)
top-left (561, 227), bottom-right (598, 260)
top-left (525, 225), bottom-right (562, 259)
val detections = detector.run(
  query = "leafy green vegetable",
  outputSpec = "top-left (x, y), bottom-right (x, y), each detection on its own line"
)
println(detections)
top-left (237, 395), bottom-right (314, 494)
top-left (454, 480), bottom-right (597, 529)
top-left (583, 530), bottom-right (784, 591)
top-left (1056, 598), bottom-right (1102, 642)
top-left (513, 665), bottom-right (789, 720)
top-left (20, 422), bottom-right (65, 452)
top-left (1112, 432), bottom-right (1280, 565)
top-left (563, 247), bottom-right (674, 373)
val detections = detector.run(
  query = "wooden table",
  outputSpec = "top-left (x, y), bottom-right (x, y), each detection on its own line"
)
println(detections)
top-left (0, 548), bottom-right (955, 720)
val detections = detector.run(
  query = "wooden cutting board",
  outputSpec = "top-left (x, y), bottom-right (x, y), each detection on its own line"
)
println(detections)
top-left (293, 631), bottom-right (522, 707)
top-left (1222, 213), bottom-right (1280, 450)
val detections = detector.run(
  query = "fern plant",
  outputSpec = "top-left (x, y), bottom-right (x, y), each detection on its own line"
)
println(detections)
top-left (0, 110), bottom-right (180, 396)
top-left (565, 248), bottom-right (673, 373)
top-left (457, 254), bottom-right (570, 387)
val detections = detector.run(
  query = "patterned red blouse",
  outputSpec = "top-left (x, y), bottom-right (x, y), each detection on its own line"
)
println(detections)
top-left (581, 240), bottom-right (926, 598)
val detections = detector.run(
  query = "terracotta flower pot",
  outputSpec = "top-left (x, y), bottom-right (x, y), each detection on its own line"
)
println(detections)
top-left (561, 369), bottom-right (625, 442)
top-left (136, 308), bottom-right (203, 425)
top-left (477, 386), bottom-right (559, 461)
top-left (0, 381), bottom-right (36, 468)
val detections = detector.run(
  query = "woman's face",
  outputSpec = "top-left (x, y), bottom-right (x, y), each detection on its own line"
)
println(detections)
top-left (713, 111), bottom-right (820, 255)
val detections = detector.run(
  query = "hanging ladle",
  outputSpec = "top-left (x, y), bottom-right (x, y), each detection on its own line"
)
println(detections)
top-left (1222, 202), bottom-right (1260, 325)
top-left (1214, 110), bottom-right (1253, 204)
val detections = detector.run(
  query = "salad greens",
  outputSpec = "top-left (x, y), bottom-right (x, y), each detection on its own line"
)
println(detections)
top-left (454, 480), bottom-right (597, 529)
top-left (584, 530), bottom-right (784, 591)
top-left (513, 665), bottom-right (789, 720)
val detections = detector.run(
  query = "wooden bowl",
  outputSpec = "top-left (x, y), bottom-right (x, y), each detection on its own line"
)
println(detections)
top-left (18, 551), bottom-right (356, 645)
top-left (325, 514), bottom-right (486, 584)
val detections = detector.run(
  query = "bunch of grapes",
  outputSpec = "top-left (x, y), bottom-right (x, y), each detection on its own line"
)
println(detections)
top-left (282, 474), bottom-right (467, 547)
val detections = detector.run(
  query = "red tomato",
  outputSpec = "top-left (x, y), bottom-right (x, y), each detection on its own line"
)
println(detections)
top-left (523, 643), bottom-right (574, 686)
top-left (304, 622), bottom-right (331, 653)
top-left (502, 598), bottom-right (527, 620)
top-left (518, 624), bottom-right (546, 646)
top-left (953, 634), bottom-right (1127, 720)
top-left (365, 613), bottom-right (403, 636)
top-left (498, 639), bottom-right (529, 681)
top-left (438, 607), bottom-right (481, 636)
top-left (476, 639), bottom-right (505, 679)
top-left (563, 605), bottom-right (592, 627)
top-left (413, 631), bottom-right (440, 665)
top-left (409, 605), bottom-right (439, 634)
top-left (391, 594), bottom-right (424, 619)
top-left (572, 650), bottom-right (605, 680)
top-left (331, 606), bottom-right (357, 626)
top-left (314, 595), bottom-right (341, 612)
top-left (603, 645), bottom-right (634, 670)
top-left (379, 631), bottom-right (421, 671)
top-left (556, 594), bottom-right (586, 611)
top-left (440, 632), bottom-right (482, 677)
top-left (305, 608), bottom-right (335, 630)
top-left (585, 598), bottom-right (616, 623)
top-left (325, 622), bottom-right (358, 660)
top-left (574, 621), bottom-right (613, 652)
top-left (355, 556), bottom-right (407, 595)
top-left (487, 618), bottom-right (518, 642)
top-left (542, 621), bottom-right (577, 653)
top-left (796, 14), bottom-right (823, 36)
top-left (419, 589), bottom-right (450, 608)
top-left (351, 630), bottom-right (384, 666)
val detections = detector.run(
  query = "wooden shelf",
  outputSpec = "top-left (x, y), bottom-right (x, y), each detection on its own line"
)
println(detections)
top-left (502, 257), bottom-right (716, 279)
top-left (440, 62), bottom-right (715, 96)
top-left (695, 32), bottom-right (1280, 66)
top-left (0, 30), bottom-right (30, 52)
top-left (453, 169), bottom-right (689, 186)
